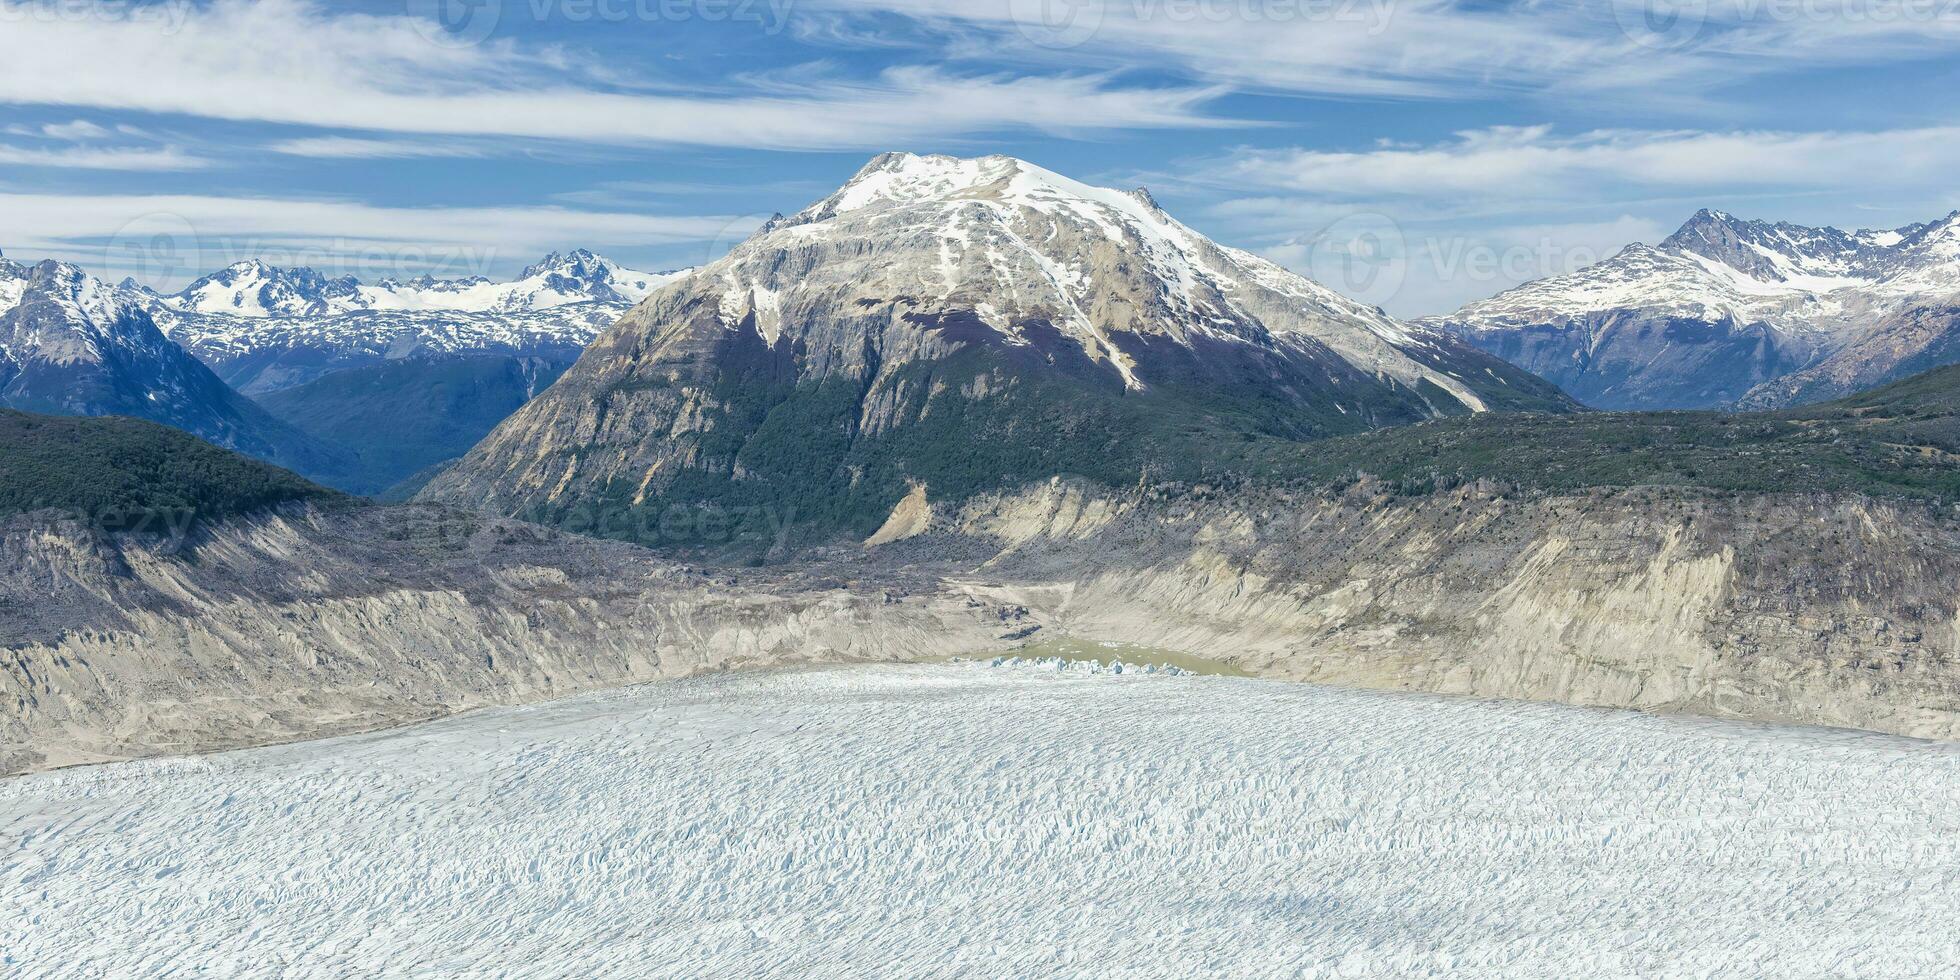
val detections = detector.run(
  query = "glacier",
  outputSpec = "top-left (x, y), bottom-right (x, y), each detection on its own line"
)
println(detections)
top-left (4, 662), bottom-right (1958, 978)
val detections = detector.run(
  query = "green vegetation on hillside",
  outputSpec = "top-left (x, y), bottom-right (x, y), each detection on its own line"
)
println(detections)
top-left (1264, 364), bottom-right (1960, 502)
top-left (0, 410), bottom-right (347, 532)
top-left (518, 343), bottom-right (1435, 552)
top-left (516, 357), bottom-right (1960, 558)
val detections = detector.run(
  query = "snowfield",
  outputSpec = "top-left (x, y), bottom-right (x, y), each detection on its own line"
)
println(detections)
top-left (5, 661), bottom-right (1959, 978)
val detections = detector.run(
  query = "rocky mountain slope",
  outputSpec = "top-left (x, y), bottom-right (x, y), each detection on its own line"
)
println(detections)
top-left (1427, 209), bottom-right (1960, 409)
top-left (421, 152), bottom-right (1571, 544)
top-left (0, 254), bottom-right (355, 484)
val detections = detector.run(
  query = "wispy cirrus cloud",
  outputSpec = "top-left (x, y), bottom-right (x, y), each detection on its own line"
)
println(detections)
top-left (0, 114), bottom-right (208, 170)
top-left (265, 137), bottom-right (491, 160)
top-left (0, 0), bottom-right (1230, 150)
top-left (816, 0), bottom-right (1960, 97)
top-left (1207, 125), bottom-right (1960, 204)
top-left (0, 143), bottom-right (209, 170)
top-left (31, 119), bottom-right (112, 141)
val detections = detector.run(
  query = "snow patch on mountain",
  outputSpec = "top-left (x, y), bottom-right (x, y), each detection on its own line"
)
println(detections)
top-left (2, 254), bottom-right (172, 370)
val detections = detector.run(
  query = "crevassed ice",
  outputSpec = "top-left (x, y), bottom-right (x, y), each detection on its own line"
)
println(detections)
top-left (5, 663), bottom-right (1957, 979)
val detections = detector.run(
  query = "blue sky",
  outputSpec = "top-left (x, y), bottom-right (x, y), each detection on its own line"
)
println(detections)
top-left (1, 0), bottom-right (1957, 315)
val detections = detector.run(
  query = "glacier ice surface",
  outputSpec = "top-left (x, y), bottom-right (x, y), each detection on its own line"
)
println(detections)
top-left (4, 662), bottom-right (1959, 978)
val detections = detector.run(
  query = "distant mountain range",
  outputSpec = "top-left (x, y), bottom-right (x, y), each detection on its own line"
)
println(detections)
top-left (0, 248), bottom-right (684, 494)
top-left (144, 249), bottom-right (684, 394)
top-left (1426, 208), bottom-right (1960, 410)
top-left (422, 152), bottom-right (1573, 544)
top-left (0, 255), bottom-right (355, 484)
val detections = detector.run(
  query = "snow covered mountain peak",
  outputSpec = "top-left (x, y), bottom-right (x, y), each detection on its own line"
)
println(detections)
top-left (653, 152), bottom-right (1521, 410)
top-left (1428, 206), bottom-right (1960, 410)
top-left (1, 256), bottom-right (143, 334)
top-left (521, 248), bottom-right (609, 279)
top-left (158, 251), bottom-right (679, 321)
top-left (422, 155), bottom-right (1569, 529)
top-left (1444, 207), bottom-right (1960, 335)
top-left (174, 261), bottom-right (365, 318)
top-left (793, 152), bottom-right (1173, 234)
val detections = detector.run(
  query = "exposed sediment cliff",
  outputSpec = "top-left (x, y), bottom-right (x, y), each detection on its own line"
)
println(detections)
top-left (0, 505), bottom-right (1024, 775)
top-left (6, 482), bottom-right (1959, 776)
top-left (921, 480), bottom-right (1960, 740)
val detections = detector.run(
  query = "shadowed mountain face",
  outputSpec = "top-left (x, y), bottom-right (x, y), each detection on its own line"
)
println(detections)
top-left (420, 152), bottom-right (1574, 545)
top-left (1427, 209), bottom-right (1960, 410)
top-left (0, 256), bottom-right (355, 485)
top-left (255, 352), bottom-right (580, 497)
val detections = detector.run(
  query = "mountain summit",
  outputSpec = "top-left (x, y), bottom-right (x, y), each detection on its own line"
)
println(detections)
top-left (421, 152), bottom-right (1569, 544)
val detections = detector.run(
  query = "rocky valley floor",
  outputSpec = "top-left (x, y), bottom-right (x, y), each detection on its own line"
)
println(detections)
top-left (5, 660), bottom-right (1957, 978)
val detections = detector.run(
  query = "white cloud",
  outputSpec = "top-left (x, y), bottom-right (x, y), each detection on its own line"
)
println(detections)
top-left (0, 0), bottom-right (1229, 149)
top-left (0, 143), bottom-right (210, 170)
top-left (818, 0), bottom-right (1960, 97)
top-left (1210, 125), bottom-right (1960, 203)
top-left (265, 137), bottom-right (489, 159)
top-left (37, 119), bottom-right (112, 141)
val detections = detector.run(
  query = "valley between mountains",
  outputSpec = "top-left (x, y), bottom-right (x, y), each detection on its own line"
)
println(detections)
top-left (6, 153), bottom-right (1960, 774)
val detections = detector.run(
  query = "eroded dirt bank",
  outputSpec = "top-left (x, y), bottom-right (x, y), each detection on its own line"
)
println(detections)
top-left (927, 480), bottom-right (1960, 739)
top-left (6, 482), bottom-right (1959, 775)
